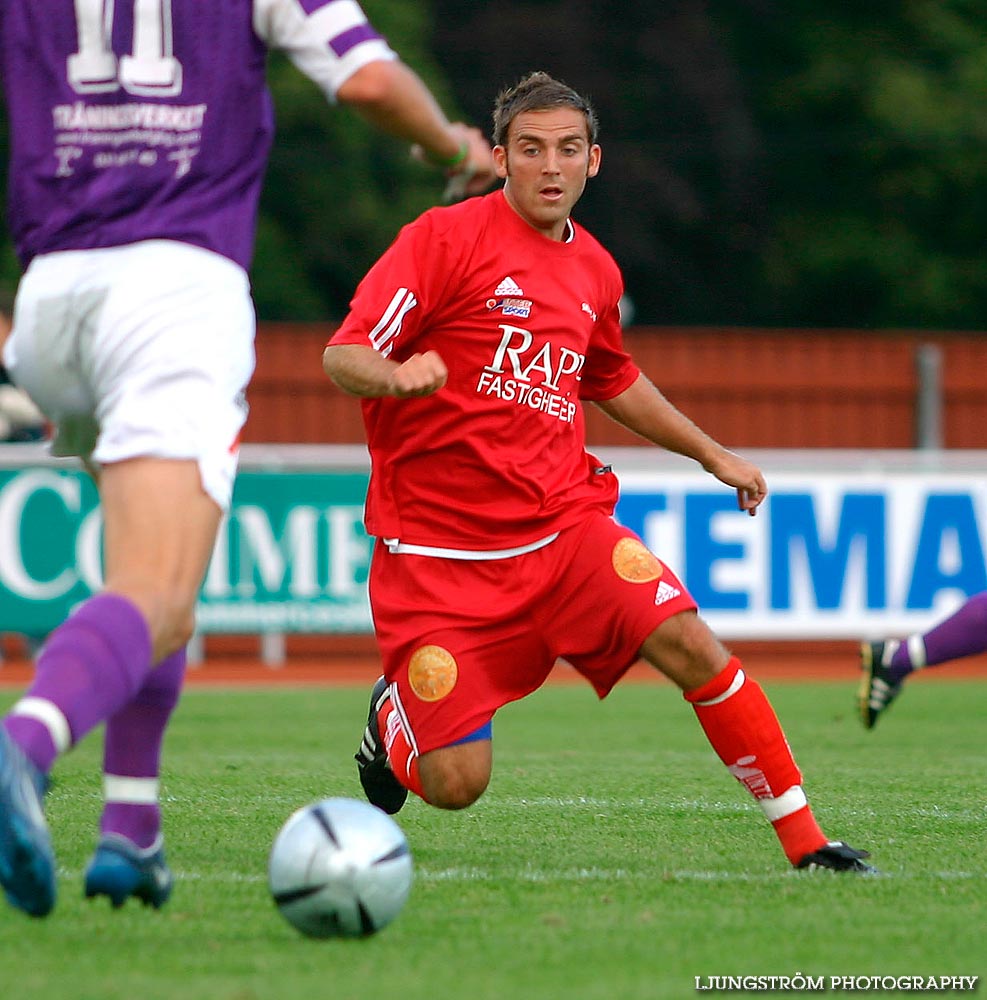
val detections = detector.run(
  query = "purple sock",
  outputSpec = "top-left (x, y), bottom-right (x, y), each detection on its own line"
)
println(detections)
top-left (2, 593), bottom-right (152, 773)
top-left (888, 592), bottom-right (987, 682)
top-left (100, 648), bottom-right (186, 849)
top-left (921, 592), bottom-right (987, 666)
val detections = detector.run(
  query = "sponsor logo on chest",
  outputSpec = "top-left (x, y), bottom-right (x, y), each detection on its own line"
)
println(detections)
top-left (486, 296), bottom-right (532, 319)
top-left (486, 275), bottom-right (532, 318)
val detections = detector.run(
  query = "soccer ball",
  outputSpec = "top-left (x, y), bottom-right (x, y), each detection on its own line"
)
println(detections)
top-left (268, 797), bottom-right (413, 938)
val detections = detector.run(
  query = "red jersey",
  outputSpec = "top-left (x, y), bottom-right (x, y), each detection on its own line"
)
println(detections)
top-left (329, 189), bottom-right (640, 550)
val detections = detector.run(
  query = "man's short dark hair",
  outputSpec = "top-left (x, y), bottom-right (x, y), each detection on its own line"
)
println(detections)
top-left (492, 71), bottom-right (599, 147)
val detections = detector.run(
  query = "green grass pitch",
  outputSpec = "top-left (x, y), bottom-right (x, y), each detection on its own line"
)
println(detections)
top-left (1, 678), bottom-right (984, 998)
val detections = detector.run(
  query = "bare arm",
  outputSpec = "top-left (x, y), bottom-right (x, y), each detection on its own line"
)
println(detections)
top-left (322, 343), bottom-right (448, 399)
top-left (596, 373), bottom-right (767, 516)
top-left (336, 60), bottom-right (495, 197)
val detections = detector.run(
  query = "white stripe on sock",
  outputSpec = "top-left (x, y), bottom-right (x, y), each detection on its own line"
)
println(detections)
top-left (908, 634), bottom-right (927, 670)
top-left (11, 696), bottom-right (71, 753)
top-left (692, 668), bottom-right (746, 706)
top-left (389, 684), bottom-right (420, 780)
top-left (757, 785), bottom-right (808, 822)
top-left (103, 774), bottom-right (160, 804)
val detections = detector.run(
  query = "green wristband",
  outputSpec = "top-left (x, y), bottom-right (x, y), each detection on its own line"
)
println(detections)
top-left (429, 140), bottom-right (469, 169)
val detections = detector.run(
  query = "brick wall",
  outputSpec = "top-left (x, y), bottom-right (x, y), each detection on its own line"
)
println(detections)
top-left (247, 324), bottom-right (987, 449)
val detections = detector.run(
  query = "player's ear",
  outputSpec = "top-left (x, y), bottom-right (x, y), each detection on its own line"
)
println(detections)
top-left (587, 144), bottom-right (601, 178)
top-left (493, 145), bottom-right (509, 179)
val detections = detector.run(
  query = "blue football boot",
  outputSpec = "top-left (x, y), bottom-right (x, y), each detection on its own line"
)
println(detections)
top-left (84, 834), bottom-right (173, 909)
top-left (0, 728), bottom-right (55, 917)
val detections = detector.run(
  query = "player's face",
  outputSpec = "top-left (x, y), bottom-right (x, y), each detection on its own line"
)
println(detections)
top-left (494, 108), bottom-right (601, 241)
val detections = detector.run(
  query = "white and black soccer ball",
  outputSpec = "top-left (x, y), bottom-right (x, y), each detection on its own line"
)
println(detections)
top-left (268, 797), bottom-right (413, 938)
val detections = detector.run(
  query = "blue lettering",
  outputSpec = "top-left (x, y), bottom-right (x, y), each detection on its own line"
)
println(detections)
top-left (770, 493), bottom-right (885, 610)
top-left (684, 494), bottom-right (748, 610)
top-left (906, 493), bottom-right (987, 608)
top-left (615, 491), bottom-right (667, 544)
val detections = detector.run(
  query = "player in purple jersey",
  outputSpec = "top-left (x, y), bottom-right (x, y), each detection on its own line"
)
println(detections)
top-left (0, 0), bottom-right (495, 919)
top-left (859, 592), bottom-right (987, 728)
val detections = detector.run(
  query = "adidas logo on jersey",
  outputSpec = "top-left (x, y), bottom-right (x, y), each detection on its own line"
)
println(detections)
top-left (654, 580), bottom-right (682, 606)
top-left (494, 276), bottom-right (524, 296)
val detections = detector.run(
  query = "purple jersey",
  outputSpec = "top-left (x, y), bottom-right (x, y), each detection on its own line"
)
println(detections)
top-left (0, 0), bottom-right (395, 269)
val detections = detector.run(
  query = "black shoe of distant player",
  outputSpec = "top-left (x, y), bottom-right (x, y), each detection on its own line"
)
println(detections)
top-left (354, 677), bottom-right (408, 815)
top-left (796, 841), bottom-right (877, 874)
top-left (858, 640), bottom-right (904, 730)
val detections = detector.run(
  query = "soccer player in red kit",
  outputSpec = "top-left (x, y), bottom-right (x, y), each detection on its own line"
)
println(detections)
top-left (324, 71), bottom-right (874, 873)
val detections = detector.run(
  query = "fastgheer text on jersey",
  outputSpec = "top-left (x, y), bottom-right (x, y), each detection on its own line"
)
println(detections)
top-left (330, 189), bottom-right (641, 551)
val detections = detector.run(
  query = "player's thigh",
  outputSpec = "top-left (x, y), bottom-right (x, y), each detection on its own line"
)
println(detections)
top-left (370, 546), bottom-right (554, 754)
top-left (98, 456), bottom-right (222, 619)
top-left (4, 253), bottom-right (97, 423)
top-left (11, 242), bottom-right (254, 510)
top-left (543, 515), bottom-right (698, 695)
top-left (89, 242), bottom-right (254, 510)
top-left (383, 619), bottom-right (551, 756)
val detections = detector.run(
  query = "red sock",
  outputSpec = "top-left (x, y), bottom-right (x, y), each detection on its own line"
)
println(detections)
top-left (378, 695), bottom-right (425, 801)
top-left (684, 656), bottom-right (827, 865)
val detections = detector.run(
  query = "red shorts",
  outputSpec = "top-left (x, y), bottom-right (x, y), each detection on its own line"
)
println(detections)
top-left (368, 512), bottom-right (697, 754)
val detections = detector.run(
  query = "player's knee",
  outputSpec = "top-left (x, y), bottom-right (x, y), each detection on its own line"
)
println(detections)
top-left (145, 593), bottom-right (196, 656)
top-left (419, 748), bottom-right (491, 810)
top-left (640, 610), bottom-right (731, 690)
top-left (126, 587), bottom-right (196, 661)
top-left (166, 607), bottom-right (197, 652)
top-left (425, 774), bottom-right (489, 810)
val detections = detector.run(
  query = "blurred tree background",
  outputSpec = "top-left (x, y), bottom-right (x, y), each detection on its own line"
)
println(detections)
top-left (2, 0), bottom-right (986, 329)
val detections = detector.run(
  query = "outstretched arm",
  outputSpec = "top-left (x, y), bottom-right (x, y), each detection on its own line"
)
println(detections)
top-left (595, 373), bottom-right (767, 516)
top-left (337, 60), bottom-right (495, 197)
top-left (322, 343), bottom-right (448, 399)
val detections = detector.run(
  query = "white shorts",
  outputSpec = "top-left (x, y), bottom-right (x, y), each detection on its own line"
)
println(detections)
top-left (2, 240), bottom-right (255, 510)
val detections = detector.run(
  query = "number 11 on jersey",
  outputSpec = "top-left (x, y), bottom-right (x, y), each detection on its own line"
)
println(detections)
top-left (68, 0), bottom-right (183, 97)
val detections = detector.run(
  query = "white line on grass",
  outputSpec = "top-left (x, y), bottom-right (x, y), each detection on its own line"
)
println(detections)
top-left (58, 866), bottom-right (987, 885)
top-left (481, 796), bottom-right (755, 812)
top-left (415, 867), bottom-right (987, 883)
top-left (479, 797), bottom-right (987, 823)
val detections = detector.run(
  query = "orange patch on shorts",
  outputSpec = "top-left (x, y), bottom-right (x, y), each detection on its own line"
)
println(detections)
top-left (408, 645), bottom-right (458, 702)
top-left (611, 537), bottom-right (664, 583)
